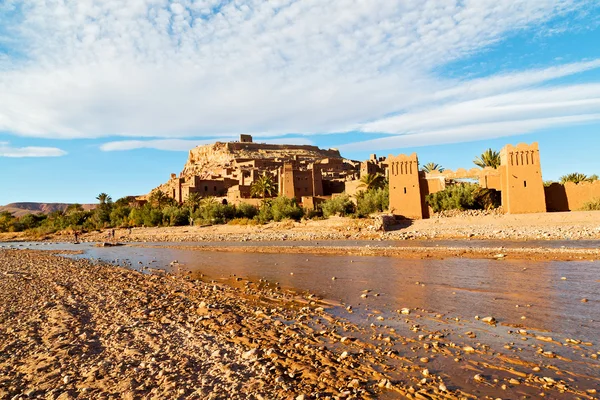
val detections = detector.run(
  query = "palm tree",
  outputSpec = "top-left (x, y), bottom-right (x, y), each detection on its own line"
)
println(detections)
top-left (148, 190), bottom-right (169, 208)
top-left (560, 173), bottom-right (592, 184)
top-left (358, 173), bottom-right (385, 191)
top-left (251, 174), bottom-right (277, 198)
top-left (422, 162), bottom-right (445, 173)
top-left (96, 193), bottom-right (112, 205)
top-left (185, 192), bottom-right (202, 213)
top-left (474, 149), bottom-right (501, 169)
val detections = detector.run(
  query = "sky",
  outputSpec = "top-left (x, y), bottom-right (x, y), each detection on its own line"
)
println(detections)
top-left (0, 0), bottom-right (599, 204)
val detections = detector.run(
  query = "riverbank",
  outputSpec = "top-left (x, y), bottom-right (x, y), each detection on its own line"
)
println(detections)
top-left (1, 250), bottom-right (599, 399)
top-left (0, 250), bottom-right (391, 399)
top-left (2, 211), bottom-right (600, 244)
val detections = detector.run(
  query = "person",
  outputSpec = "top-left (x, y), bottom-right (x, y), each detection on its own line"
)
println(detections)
top-left (111, 229), bottom-right (116, 242)
top-left (74, 231), bottom-right (79, 244)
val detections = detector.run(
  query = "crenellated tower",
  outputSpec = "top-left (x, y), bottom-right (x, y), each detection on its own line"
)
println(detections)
top-left (499, 142), bottom-right (546, 214)
top-left (388, 153), bottom-right (424, 219)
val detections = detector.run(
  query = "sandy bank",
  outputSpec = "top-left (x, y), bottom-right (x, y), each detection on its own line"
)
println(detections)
top-left (3, 210), bottom-right (600, 244)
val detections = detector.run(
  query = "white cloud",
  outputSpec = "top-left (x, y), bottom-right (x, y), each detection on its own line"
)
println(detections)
top-left (100, 136), bottom-right (315, 151)
top-left (341, 114), bottom-right (600, 152)
top-left (0, 0), bottom-right (594, 142)
top-left (0, 142), bottom-right (67, 157)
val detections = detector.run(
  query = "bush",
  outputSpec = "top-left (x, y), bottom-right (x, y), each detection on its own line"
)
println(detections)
top-left (236, 203), bottom-right (259, 219)
top-left (581, 198), bottom-right (600, 211)
top-left (321, 194), bottom-right (356, 218)
top-left (144, 209), bottom-right (163, 227)
top-left (271, 196), bottom-right (304, 222)
top-left (472, 187), bottom-right (501, 210)
top-left (228, 217), bottom-right (260, 226)
top-left (193, 201), bottom-right (236, 224)
top-left (356, 187), bottom-right (389, 217)
top-left (162, 206), bottom-right (189, 226)
top-left (256, 197), bottom-right (304, 223)
top-left (426, 183), bottom-right (479, 213)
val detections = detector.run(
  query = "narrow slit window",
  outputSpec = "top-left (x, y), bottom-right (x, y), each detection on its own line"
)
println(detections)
top-left (404, 187), bottom-right (407, 194)
top-left (524, 181), bottom-right (527, 188)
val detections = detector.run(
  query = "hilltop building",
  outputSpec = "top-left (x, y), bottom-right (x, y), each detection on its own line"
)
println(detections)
top-left (153, 135), bottom-right (360, 206)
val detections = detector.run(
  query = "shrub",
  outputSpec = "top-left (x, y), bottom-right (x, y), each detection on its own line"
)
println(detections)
top-left (256, 202), bottom-right (274, 223)
top-left (270, 196), bottom-right (304, 222)
top-left (144, 209), bottom-right (163, 227)
top-left (193, 201), bottom-right (236, 224)
top-left (321, 194), bottom-right (355, 218)
top-left (228, 217), bottom-right (260, 226)
top-left (581, 198), bottom-right (600, 211)
top-left (473, 187), bottom-right (501, 210)
top-left (162, 206), bottom-right (189, 226)
top-left (426, 183), bottom-right (479, 213)
top-left (256, 197), bottom-right (303, 223)
top-left (236, 203), bottom-right (259, 219)
top-left (356, 187), bottom-right (389, 217)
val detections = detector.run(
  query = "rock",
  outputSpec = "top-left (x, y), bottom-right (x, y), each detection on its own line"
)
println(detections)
top-left (242, 348), bottom-right (258, 360)
top-left (463, 346), bottom-right (475, 353)
top-left (481, 316), bottom-right (496, 325)
top-left (420, 357), bottom-right (429, 363)
top-left (400, 308), bottom-right (411, 315)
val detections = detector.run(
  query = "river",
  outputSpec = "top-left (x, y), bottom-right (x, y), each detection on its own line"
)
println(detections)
top-left (3, 240), bottom-right (599, 397)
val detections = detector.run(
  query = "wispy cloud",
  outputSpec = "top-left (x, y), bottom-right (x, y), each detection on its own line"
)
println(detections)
top-left (0, 0), bottom-right (595, 147)
top-left (100, 137), bottom-right (315, 152)
top-left (0, 142), bottom-right (67, 157)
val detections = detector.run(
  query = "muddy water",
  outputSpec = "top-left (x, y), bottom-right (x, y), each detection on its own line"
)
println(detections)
top-left (3, 240), bottom-right (600, 397)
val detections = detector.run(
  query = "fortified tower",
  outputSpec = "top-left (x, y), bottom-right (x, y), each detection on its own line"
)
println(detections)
top-left (388, 153), bottom-right (423, 219)
top-left (499, 143), bottom-right (546, 214)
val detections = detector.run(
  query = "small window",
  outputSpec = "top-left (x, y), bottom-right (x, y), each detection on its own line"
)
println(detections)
top-left (214, 186), bottom-right (217, 191)
top-left (404, 187), bottom-right (407, 194)
top-left (204, 185), bottom-right (208, 192)
top-left (524, 181), bottom-right (527, 188)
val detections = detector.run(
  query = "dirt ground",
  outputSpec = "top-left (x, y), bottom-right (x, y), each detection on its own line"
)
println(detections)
top-left (2, 210), bottom-right (598, 244)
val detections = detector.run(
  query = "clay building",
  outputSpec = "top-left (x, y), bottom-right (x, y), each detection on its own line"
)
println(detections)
top-left (389, 143), bottom-right (555, 219)
top-left (153, 135), bottom-right (360, 205)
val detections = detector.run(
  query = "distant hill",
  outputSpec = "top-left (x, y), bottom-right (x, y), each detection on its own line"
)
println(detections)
top-left (0, 202), bottom-right (96, 218)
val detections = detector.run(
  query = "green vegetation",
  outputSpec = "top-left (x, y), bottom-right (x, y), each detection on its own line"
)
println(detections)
top-left (251, 174), bottom-right (277, 198)
top-left (421, 162), bottom-right (445, 173)
top-left (355, 186), bottom-right (389, 217)
top-left (559, 173), bottom-right (598, 184)
top-left (473, 148), bottom-right (501, 169)
top-left (256, 197), bottom-right (304, 223)
top-left (0, 191), bottom-right (305, 235)
top-left (580, 198), bottom-right (600, 211)
top-left (318, 185), bottom-right (389, 218)
top-left (358, 173), bottom-right (385, 191)
top-left (321, 194), bottom-right (355, 218)
top-left (425, 183), bottom-right (501, 213)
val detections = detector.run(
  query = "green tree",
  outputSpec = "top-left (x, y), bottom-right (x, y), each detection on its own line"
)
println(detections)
top-left (96, 193), bottom-right (112, 205)
top-left (421, 163), bottom-right (445, 173)
top-left (65, 203), bottom-right (84, 215)
top-left (358, 173), bottom-right (385, 191)
top-left (251, 174), bottom-right (277, 198)
top-left (148, 190), bottom-right (174, 208)
top-left (474, 149), bottom-right (501, 169)
top-left (184, 192), bottom-right (202, 213)
top-left (321, 195), bottom-right (356, 218)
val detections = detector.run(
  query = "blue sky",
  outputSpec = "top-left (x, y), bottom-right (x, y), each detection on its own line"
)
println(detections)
top-left (0, 1), bottom-right (599, 204)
